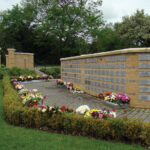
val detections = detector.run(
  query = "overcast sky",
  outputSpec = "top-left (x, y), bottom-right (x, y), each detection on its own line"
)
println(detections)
top-left (1, 0), bottom-right (150, 23)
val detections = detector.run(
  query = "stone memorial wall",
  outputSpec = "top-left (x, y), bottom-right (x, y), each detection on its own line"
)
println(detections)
top-left (61, 48), bottom-right (150, 108)
top-left (6, 48), bottom-right (34, 70)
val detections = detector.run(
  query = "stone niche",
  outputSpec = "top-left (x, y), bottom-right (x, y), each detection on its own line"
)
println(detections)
top-left (6, 48), bottom-right (34, 70)
top-left (60, 48), bottom-right (150, 108)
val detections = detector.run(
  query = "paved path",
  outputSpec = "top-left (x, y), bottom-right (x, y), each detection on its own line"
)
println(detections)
top-left (23, 80), bottom-right (150, 123)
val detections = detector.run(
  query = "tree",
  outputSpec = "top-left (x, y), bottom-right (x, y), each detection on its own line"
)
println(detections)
top-left (22, 0), bottom-right (104, 59)
top-left (114, 10), bottom-right (150, 47)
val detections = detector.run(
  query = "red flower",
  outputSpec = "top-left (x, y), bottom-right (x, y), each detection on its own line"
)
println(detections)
top-left (112, 109), bottom-right (116, 112)
top-left (124, 110), bottom-right (127, 113)
top-left (98, 93), bottom-right (104, 99)
top-left (43, 94), bottom-right (48, 99)
top-left (61, 105), bottom-right (66, 112)
top-left (33, 103), bottom-right (38, 106)
top-left (29, 103), bottom-right (33, 107)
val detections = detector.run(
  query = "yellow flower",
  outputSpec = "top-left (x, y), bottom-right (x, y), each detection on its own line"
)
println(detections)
top-left (33, 100), bottom-right (37, 103)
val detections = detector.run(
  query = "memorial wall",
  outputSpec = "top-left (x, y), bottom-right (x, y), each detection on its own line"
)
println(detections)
top-left (61, 48), bottom-right (150, 108)
top-left (6, 48), bottom-right (34, 70)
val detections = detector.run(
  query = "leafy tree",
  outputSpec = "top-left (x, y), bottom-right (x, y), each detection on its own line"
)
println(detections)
top-left (114, 9), bottom-right (150, 47)
top-left (22, 0), bottom-right (104, 59)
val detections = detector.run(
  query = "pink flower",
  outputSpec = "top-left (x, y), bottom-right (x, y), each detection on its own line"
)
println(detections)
top-left (42, 105), bottom-right (46, 109)
top-left (112, 109), bottom-right (116, 112)
top-left (99, 114), bottom-right (103, 118)
top-left (109, 114), bottom-right (113, 118)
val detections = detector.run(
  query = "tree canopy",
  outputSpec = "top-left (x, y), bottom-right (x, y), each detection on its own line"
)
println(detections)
top-left (0, 2), bottom-right (150, 65)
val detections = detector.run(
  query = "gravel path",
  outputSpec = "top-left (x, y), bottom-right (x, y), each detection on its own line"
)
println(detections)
top-left (23, 80), bottom-right (150, 122)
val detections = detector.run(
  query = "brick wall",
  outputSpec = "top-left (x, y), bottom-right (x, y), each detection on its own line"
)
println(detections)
top-left (6, 48), bottom-right (34, 70)
top-left (60, 48), bottom-right (150, 108)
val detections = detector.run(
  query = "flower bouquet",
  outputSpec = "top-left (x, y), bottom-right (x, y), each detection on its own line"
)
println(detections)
top-left (85, 108), bottom-right (116, 119)
top-left (104, 92), bottom-right (130, 108)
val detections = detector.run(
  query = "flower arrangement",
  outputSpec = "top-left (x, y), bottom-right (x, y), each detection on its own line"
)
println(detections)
top-left (116, 93), bottom-right (130, 104)
top-left (85, 108), bottom-right (116, 119)
top-left (66, 82), bottom-right (73, 90)
top-left (104, 92), bottom-right (130, 104)
top-left (98, 93), bottom-right (104, 99)
top-left (56, 79), bottom-right (64, 86)
top-left (104, 92), bottom-right (111, 97)
top-left (14, 83), bottom-right (24, 90)
top-left (74, 87), bottom-right (81, 91)
top-left (61, 105), bottom-right (74, 113)
top-left (75, 105), bottom-right (90, 114)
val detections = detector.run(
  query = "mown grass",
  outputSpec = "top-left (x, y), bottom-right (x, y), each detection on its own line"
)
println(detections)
top-left (0, 81), bottom-right (147, 150)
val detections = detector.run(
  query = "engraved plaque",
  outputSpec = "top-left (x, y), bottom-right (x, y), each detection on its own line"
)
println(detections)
top-left (139, 95), bottom-right (150, 101)
top-left (139, 54), bottom-right (150, 61)
top-left (140, 87), bottom-right (150, 93)
top-left (139, 79), bottom-right (150, 85)
top-left (139, 63), bottom-right (150, 69)
top-left (139, 71), bottom-right (150, 77)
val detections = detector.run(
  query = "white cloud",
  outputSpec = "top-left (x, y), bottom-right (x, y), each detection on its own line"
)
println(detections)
top-left (0, 0), bottom-right (21, 11)
top-left (1, 0), bottom-right (150, 24)
top-left (101, 0), bottom-right (150, 23)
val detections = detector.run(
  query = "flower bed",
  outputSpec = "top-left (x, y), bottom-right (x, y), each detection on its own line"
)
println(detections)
top-left (11, 74), bottom-right (53, 83)
top-left (2, 76), bottom-right (150, 147)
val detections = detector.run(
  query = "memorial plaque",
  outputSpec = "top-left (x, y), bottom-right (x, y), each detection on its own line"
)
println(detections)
top-left (139, 71), bottom-right (150, 77)
top-left (140, 87), bottom-right (150, 93)
top-left (139, 95), bottom-right (150, 101)
top-left (139, 63), bottom-right (150, 69)
top-left (139, 79), bottom-right (150, 85)
top-left (139, 54), bottom-right (150, 61)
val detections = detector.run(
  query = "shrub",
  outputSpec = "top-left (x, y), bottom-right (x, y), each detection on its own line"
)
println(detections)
top-left (8, 67), bottom-right (37, 77)
top-left (40, 66), bottom-right (60, 78)
top-left (2, 76), bottom-right (150, 147)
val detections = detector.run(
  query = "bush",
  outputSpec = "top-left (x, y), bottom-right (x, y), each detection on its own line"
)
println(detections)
top-left (2, 76), bottom-right (150, 147)
top-left (0, 66), bottom-right (8, 79)
top-left (8, 67), bottom-right (37, 77)
top-left (40, 66), bottom-right (60, 78)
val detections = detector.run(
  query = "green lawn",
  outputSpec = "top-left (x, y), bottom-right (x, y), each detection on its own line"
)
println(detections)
top-left (0, 81), bottom-right (147, 150)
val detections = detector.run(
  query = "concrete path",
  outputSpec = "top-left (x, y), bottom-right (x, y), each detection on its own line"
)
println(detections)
top-left (23, 80), bottom-right (150, 123)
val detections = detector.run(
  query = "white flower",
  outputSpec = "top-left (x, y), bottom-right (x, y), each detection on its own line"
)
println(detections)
top-left (22, 99), bottom-right (27, 104)
top-left (32, 89), bottom-right (38, 92)
top-left (111, 111), bottom-right (117, 118)
top-left (42, 108), bottom-right (46, 112)
top-left (30, 94), bottom-right (35, 98)
top-left (76, 105), bottom-right (90, 114)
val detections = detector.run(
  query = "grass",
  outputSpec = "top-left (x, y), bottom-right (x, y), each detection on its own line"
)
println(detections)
top-left (0, 81), bottom-right (147, 150)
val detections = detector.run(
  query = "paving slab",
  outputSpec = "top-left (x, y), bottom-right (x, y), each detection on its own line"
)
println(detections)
top-left (23, 80), bottom-right (150, 122)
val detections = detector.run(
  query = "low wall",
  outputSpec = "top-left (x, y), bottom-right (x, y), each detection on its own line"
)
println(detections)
top-left (60, 48), bottom-right (150, 108)
top-left (6, 48), bottom-right (34, 70)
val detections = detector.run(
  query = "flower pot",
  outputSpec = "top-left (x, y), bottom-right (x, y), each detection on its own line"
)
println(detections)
top-left (104, 101), bottom-right (129, 108)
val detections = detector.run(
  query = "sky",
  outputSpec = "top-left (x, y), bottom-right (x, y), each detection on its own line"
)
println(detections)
top-left (0, 0), bottom-right (150, 23)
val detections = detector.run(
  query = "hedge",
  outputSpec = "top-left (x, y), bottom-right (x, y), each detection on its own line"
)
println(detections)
top-left (2, 75), bottom-right (150, 147)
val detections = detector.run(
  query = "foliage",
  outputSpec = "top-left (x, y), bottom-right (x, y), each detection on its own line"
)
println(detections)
top-left (114, 9), bottom-right (150, 47)
top-left (40, 66), bottom-right (61, 78)
top-left (0, 0), bottom-right (104, 64)
top-left (0, 66), bottom-right (37, 79)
